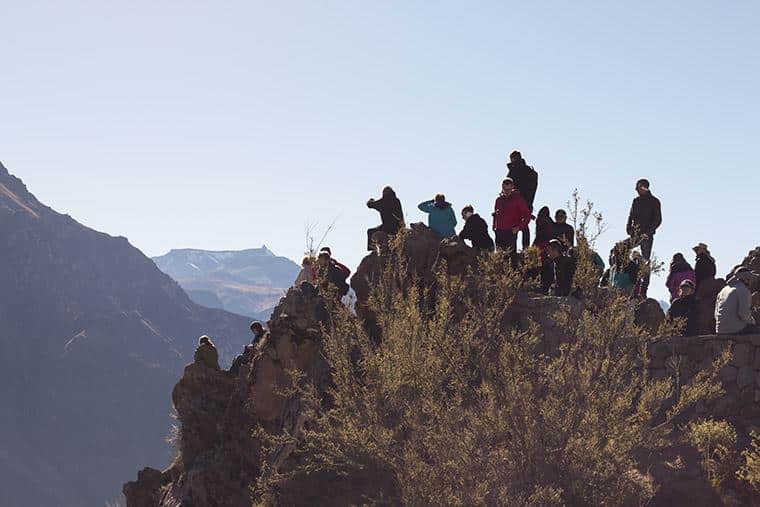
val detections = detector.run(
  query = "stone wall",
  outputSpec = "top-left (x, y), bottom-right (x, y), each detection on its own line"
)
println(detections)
top-left (648, 334), bottom-right (760, 425)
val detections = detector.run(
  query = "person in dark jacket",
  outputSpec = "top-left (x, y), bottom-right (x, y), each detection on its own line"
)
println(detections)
top-left (319, 247), bottom-right (351, 279)
top-left (553, 209), bottom-right (575, 248)
top-left (230, 322), bottom-right (267, 376)
top-left (626, 178), bottom-right (662, 297)
top-left (317, 251), bottom-right (349, 297)
top-left (532, 206), bottom-right (555, 251)
top-left (459, 205), bottom-right (494, 252)
top-left (546, 239), bottom-right (576, 297)
top-left (506, 150), bottom-right (538, 249)
top-left (194, 335), bottom-right (220, 369)
top-left (667, 279), bottom-right (698, 336)
top-left (665, 253), bottom-right (696, 302)
top-left (492, 178), bottom-right (531, 267)
top-left (366, 186), bottom-right (404, 250)
top-left (418, 194), bottom-right (457, 238)
top-left (693, 242), bottom-right (717, 288)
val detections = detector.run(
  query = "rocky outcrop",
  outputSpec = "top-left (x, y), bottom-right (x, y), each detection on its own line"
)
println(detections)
top-left (0, 163), bottom-right (252, 507)
top-left (125, 226), bottom-right (760, 506)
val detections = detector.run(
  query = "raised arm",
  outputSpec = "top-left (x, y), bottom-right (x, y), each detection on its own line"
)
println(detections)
top-left (418, 200), bottom-right (435, 213)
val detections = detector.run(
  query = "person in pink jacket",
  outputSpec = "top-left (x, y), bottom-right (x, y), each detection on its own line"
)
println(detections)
top-left (665, 253), bottom-right (696, 302)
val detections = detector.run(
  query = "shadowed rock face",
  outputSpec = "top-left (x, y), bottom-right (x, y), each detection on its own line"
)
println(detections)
top-left (124, 223), bottom-right (760, 506)
top-left (0, 162), bottom-right (251, 507)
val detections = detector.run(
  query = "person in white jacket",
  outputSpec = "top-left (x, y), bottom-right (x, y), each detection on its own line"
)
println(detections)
top-left (715, 267), bottom-right (758, 334)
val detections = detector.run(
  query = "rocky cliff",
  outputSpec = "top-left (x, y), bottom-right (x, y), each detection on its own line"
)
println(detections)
top-left (0, 162), bottom-right (252, 506)
top-left (124, 225), bottom-right (760, 506)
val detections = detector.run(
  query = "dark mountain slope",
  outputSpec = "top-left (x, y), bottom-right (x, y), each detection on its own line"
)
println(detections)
top-left (0, 162), bottom-right (251, 506)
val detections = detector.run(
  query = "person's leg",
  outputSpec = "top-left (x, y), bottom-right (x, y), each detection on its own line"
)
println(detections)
top-left (520, 225), bottom-right (530, 250)
top-left (639, 237), bottom-right (654, 297)
top-left (495, 229), bottom-right (507, 250)
top-left (506, 230), bottom-right (519, 269)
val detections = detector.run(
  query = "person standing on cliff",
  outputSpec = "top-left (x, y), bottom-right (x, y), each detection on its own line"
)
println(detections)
top-left (492, 178), bottom-right (531, 267)
top-left (194, 335), bottom-right (220, 370)
top-left (715, 267), bottom-right (758, 334)
top-left (693, 243), bottom-right (717, 289)
top-left (626, 178), bottom-right (662, 298)
top-left (418, 193), bottom-right (457, 239)
top-left (459, 205), bottom-right (494, 252)
top-left (366, 186), bottom-right (404, 251)
top-left (506, 150), bottom-right (538, 250)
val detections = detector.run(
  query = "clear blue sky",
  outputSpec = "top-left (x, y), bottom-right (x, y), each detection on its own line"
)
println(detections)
top-left (2, 1), bottom-right (759, 303)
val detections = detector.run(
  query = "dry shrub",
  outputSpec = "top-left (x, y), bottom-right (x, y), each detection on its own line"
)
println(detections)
top-left (685, 418), bottom-right (738, 488)
top-left (257, 210), bottom-right (724, 506)
top-left (737, 431), bottom-right (760, 491)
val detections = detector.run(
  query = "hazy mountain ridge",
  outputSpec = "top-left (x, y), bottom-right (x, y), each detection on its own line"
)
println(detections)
top-left (0, 161), bottom-right (251, 507)
top-left (153, 247), bottom-right (300, 320)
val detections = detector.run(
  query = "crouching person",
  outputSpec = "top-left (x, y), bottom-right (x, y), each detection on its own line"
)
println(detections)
top-left (667, 280), bottom-right (698, 336)
top-left (194, 335), bottom-right (220, 370)
top-left (546, 239), bottom-right (576, 297)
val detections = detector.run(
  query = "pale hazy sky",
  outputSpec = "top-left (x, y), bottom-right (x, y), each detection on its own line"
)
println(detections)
top-left (2, 1), bottom-right (759, 303)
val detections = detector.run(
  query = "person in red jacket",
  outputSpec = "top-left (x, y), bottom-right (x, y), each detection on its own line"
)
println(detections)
top-left (492, 178), bottom-right (531, 266)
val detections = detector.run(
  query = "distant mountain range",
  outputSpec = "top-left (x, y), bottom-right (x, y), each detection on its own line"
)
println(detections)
top-left (0, 162), bottom-right (251, 506)
top-left (153, 247), bottom-right (300, 321)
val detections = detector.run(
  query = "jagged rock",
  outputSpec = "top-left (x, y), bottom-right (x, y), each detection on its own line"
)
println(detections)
top-left (123, 468), bottom-right (165, 507)
top-left (635, 298), bottom-right (666, 333)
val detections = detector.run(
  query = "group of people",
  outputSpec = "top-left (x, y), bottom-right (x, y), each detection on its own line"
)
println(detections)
top-left (294, 246), bottom-right (351, 298)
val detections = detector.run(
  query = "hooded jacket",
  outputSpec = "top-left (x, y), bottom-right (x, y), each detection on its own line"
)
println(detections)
top-left (459, 213), bottom-right (494, 251)
top-left (367, 191), bottom-right (404, 233)
top-left (626, 191), bottom-right (662, 237)
top-left (665, 256), bottom-right (696, 301)
top-left (506, 160), bottom-right (538, 210)
top-left (715, 278), bottom-right (755, 334)
top-left (418, 200), bottom-right (457, 238)
top-left (492, 191), bottom-right (531, 232)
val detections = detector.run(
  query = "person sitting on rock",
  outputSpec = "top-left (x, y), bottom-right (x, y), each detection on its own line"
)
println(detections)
top-left (506, 150), bottom-right (538, 249)
top-left (458, 205), bottom-right (494, 252)
top-left (665, 253), bottom-right (696, 302)
top-left (418, 193), bottom-right (457, 239)
top-left (667, 279), bottom-right (698, 336)
top-left (366, 186), bottom-right (404, 251)
top-left (546, 239), bottom-right (576, 297)
top-left (693, 242), bottom-right (717, 289)
top-left (492, 178), bottom-right (531, 266)
top-left (317, 251), bottom-right (350, 298)
top-left (194, 335), bottom-right (220, 370)
top-left (553, 209), bottom-right (575, 248)
top-left (294, 256), bottom-right (316, 286)
top-left (715, 267), bottom-right (759, 335)
top-left (319, 247), bottom-right (351, 279)
top-left (250, 321), bottom-right (266, 346)
top-left (532, 206), bottom-right (554, 251)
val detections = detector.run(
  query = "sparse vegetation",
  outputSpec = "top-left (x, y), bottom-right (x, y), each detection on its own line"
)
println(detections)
top-left (686, 418), bottom-right (738, 488)
top-left (738, 431), bottom-right (760, 492)
top-left (254, 203), bottom-right (726, 506)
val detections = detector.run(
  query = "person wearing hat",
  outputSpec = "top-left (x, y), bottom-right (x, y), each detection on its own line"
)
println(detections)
top-left (625, 178), bottom-right (661, 297)
top-left (715, 267), bottom-right (758, 334)
top-left (667, 279), bottom-right (698, 336)
top-left (692, 243), bottom-right (717, 289)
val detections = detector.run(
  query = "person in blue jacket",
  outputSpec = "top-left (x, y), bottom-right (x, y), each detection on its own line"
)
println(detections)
top-left (418, 193), bottom-right (457, 238)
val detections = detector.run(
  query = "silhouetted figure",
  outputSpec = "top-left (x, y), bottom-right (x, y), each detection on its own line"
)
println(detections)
top-left (607, 242), bottom-right (639, 296)
top-left (668, 280), bottom-right (698, 336)
top-left (366, 186), bottom-right (404, 251)
top-left (553, 209), bottom-right (575, 248)
top-left (230, 322), bottom-right (266, 375)
top-left (194, 335), bottom-right (220, 370)
top-left (418, 194), bottom-right (457, 238)
top-left (532, 206), bottom-right (555, 251)
top-left (626, 178), bottom-right (662, 298)
top-left (459, 205), bottom-right (494, 252)
top-left (715, 268), bottom-right (758, 334)
top-left (693, 242), bottom-right (717, 289)
top-left (493, 178), bottom-right (531, 267)
top-left (506, 150), bottom-right (538, 249)
top-left (665, 253), bottom-right (696, 302)
top-left (317, 251), bottom-right (349, 297)
top-left (546, 239), bottom-right (576, 297)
